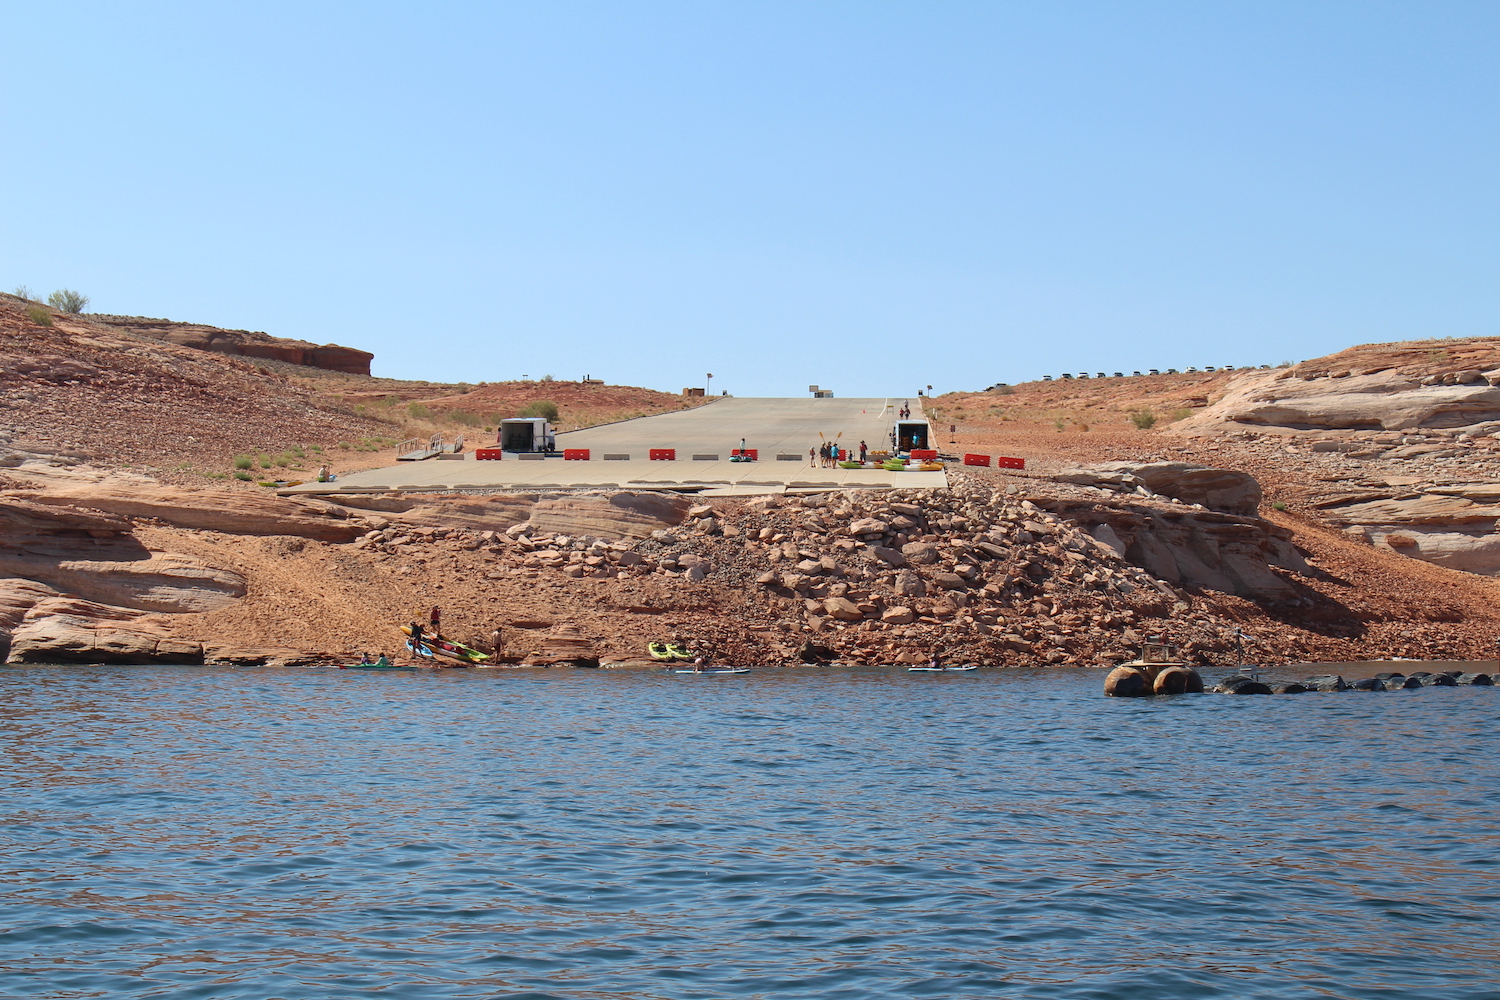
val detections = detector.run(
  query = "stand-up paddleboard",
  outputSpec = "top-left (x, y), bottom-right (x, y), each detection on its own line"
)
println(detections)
top-left (400, 625), bottom-right (489, 664)
top-left (342, 662), bottom-right (417, 671)
top-left (673, 667), bottom-right (751, 675)
top-left (406, 639), bottom-right (435, 658)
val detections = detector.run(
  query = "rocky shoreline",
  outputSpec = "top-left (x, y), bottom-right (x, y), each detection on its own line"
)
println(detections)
top-left (5, 451), bottom-right (1498, 669)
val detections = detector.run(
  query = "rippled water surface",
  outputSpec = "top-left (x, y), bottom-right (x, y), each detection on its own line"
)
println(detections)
top-left (2, 665), bottom-right (1498, 1000)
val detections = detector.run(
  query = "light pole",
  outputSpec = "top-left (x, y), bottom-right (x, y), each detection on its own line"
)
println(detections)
top-left (706, 373), bottom-right (713, 397)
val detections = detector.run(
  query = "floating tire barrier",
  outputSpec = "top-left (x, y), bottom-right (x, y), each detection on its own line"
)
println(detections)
top-left (1106, 666), bottom-right (1498, 697)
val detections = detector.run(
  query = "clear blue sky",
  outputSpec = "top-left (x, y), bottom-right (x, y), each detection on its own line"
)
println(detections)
top-left (4, 1), bottom-right (1496, 396)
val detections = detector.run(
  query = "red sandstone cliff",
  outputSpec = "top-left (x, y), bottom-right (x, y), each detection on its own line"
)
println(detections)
top-left (92, 314), bottom-right (373, 375)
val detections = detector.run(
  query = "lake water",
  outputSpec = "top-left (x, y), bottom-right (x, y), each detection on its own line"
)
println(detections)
top-left (2, 665), bottom-right (1497, 1000)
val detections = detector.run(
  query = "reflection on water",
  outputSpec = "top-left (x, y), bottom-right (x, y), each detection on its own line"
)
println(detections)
top-left (2, 665), bottom-right (1497, 999)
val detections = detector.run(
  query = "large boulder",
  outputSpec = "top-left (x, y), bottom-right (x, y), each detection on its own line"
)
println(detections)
top-left (0, 578), bottom-right (60, 660)
top-left (19, 484), bottom-right (363, 541)
top-left (1179, 368), bottom-right (1500, 432)
top-left (529, 493), bottom-right (690, 540)
top-left (1031, 498), bottom-right (1308, 601)
top-left (6, 596), bottom-right (196, 664)
top-left (0, 537), bottom-right (246, 613)
top-left (1091, 462), bottom-right (1262, 515)
top-left (331, 493), bottom-right (535, 531)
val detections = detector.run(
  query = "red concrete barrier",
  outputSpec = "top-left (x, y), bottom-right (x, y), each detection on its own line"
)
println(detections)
top-left (564, 449), bottom-right (590, 461)
top-left (910, 449), bottom-right (937, 460)
top-left (475, 448), bottom-right (503, 461)
top-left (650, 448), bottom-right (676, 461)
top-left (996, 456), bottom-right (1026, 470)
top-left (963, 453), bottom-right (991, 467)
top-left (731, 448), bottom-right (758, 460)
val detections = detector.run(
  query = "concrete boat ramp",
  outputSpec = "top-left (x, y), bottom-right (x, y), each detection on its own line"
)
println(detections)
top-left (284, 396), bottom-right (948, 497)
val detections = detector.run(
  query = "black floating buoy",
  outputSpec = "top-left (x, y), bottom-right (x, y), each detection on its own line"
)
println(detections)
top-left (1217, 676), bottom-right (1273, 695)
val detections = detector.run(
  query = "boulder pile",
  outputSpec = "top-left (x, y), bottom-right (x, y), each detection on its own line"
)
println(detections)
top-left (424, 475), bottom-right (1317, 667)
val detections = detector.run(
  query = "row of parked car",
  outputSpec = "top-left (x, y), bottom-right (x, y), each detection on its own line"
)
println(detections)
top-left (1040, 364), bottom-right (1274, 381)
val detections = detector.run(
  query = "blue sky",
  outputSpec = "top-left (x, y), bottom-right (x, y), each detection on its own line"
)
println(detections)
top-left (3, 1), bottom-right (1496, 396)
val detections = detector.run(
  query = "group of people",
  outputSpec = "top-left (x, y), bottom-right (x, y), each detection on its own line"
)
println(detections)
top-left (898, 401), bottom-right (913, 419)
top-left (356, 652), bottom-right (393, 666)
top-left (812, 439), bottom-right (870, 467)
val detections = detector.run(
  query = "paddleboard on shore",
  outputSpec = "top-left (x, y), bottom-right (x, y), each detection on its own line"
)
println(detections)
top-left (400, 625), bottom-right (490, 663)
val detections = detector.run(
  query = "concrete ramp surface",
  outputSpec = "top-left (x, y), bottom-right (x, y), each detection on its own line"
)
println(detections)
top-left (284, 397), bottom-right (948, 495)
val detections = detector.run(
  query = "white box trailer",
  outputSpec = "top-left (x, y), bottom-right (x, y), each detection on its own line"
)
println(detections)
top-left (498, 417), bottom-right (556, 453)
top-left (893, 419), bottom-right (930, 454)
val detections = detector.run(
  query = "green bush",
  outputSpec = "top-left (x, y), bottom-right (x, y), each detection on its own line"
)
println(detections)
top-left (234, 471), bottom-right (253, 481)
top-left (25, 304), bottom-right (52, 327)
top-left (1129, 410), bottom-right (1157, 429)
top-left (520, 400), bottom-right (560, 422)
top-left (233, 455), bottom-right (254, 470)
top-left (407, 402), bottom-right (431, 419)
top-left (541, 374), bottom-right (555, 382)
top-left (12, 285), bottom-right (34, 301)
top-left (449, 409), bottom-right (485, 427)
top-left (258, 454), bottom-right (272, 469)
top-left (47, 289), bottom-right (89, 313)
top-left (1170, 408), bottom-right (1193, 422)
top-left (1272, 501), bottom-right (1287, 511)
top-left (336, 441), bottom-right (350, 450)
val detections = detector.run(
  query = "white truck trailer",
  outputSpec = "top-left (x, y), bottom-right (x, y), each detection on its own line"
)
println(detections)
top-left (892, 419), bottom-right (931, 455)
top-left (498, 417), bottom-right (556, 454)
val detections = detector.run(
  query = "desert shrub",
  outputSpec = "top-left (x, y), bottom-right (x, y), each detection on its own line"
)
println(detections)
top-left (1130, 410), bottom-right (1157, 429)
top-left (234, 471), bottom-right (253, 481)
top-left (541, 374), bottom-right (555, 382)
top-left (1053, 418), bottom-right (1065, 432)
top-left (310, 444), bottom-right (323, 453)
top-left (291, 445), bottom-right (306, 458)
top-left (990, 384), bottom-right (1014, 394)
top-left (47, 289), bottom-right (89, 313)
top-left (1271, 501), bottom-right (1288, 511)
top-left (520, 400), bottom-right (560, 422)
top-left (454, 382), bottom-right (472, 393)
top-left (1170, 408), bottom-right (1193, 422)
top-left (233, 455), bottom-right (253, 470)
top-left (336, 441), bottom-right (350, 450)
top-left (274, 455), bottom-right (290, 468)
top-left (12, 285), bottom-right (34, 301)
top-left (407, 403), bottom-right (431, 419)
top-left (449, 409), bottom-right (485, 427)
top-left (258, 454), bottom-right (272, 469)
top-left (25, 304), bottom-right (52, 327)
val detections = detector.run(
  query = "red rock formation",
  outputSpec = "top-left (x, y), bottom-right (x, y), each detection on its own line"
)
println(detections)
top-left (92, 314), bottom-right (373, 375)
